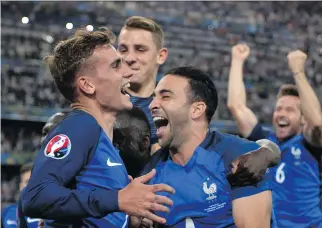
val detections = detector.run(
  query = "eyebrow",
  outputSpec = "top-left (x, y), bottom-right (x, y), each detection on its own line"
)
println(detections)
top-left (153, 89), bottom-right (174, 96)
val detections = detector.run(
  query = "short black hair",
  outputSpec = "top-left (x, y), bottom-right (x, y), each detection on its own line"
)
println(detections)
top-left (41, 111), bottom-right (70, 144)
top-left (113, 107), bottom-right (151, 178)
top-left (114, 107), bottom-right (151, 136)
top-left (164, 66), bottom-right (218, 123)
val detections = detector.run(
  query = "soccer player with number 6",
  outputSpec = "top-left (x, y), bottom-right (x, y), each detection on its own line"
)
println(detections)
top-left (227, 44), bottom-right (322, 227)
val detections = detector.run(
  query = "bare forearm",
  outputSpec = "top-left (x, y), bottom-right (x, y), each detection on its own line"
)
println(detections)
top-left (294, 72), bottom-right (322, 126)
top-left (228, 59), bottom-right (247, 107)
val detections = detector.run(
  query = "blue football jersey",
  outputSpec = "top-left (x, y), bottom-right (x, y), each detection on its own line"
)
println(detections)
top-left (130, 95), bottom-right (157, 144)
top-left (143, 130), bottom-right (273, 227)
top-left (2, 204), bottom-right (40, 228)
top-left (248, 123), bottom-right (322, 227)
top-left (21, 109), bottom-right (129, 227)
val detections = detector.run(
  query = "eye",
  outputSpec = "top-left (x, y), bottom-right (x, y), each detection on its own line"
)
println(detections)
top-left (162, 95), bottom-right (171, 100)
top-left (117, 45), bottom-right (127, 53)
top-left (136, 46), bottom-right (146, 52)
top-left (112, 59), bottom-right (122, 69)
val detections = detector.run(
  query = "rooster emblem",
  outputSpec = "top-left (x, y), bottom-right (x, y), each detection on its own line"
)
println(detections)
top-left (45, 134), bottom-right (71, 159)
top-left (203, 181), bottom-right (217, 200)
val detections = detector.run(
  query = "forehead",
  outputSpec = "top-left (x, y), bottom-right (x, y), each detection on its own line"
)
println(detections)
top-left (276, 95), bottom-right (300, 108)
top-left (118, 28), bottom-right (156, 47)
top-left (155, 75), bottom-right (188, 94)
top-left (90, 45), bottom-right (119, 65)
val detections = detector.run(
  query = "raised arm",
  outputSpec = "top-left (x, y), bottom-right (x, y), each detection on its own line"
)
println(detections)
top-left (287, 50), bottom-right (322, 147)
top-left (227, 44), bottom-right (258, 138)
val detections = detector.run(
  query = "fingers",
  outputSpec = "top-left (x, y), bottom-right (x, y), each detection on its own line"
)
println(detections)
top-left (137, 169), bottom-right (156, 183)
top-left (153, 195), bottom-right (173, 207)
top-left (141, 218), bottom-right (153, 227)
top-left (146, 201), bottom-right (170, 213)
top-left (143, 210), bottom-right (167, 224)
top-left (151, 184), bottom-right (175, 194)
top-left (128, 175), bottom-right (134, 182)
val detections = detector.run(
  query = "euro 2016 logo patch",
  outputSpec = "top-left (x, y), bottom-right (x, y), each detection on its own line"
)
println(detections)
top-left (44, 134), bottom-right (71, 159)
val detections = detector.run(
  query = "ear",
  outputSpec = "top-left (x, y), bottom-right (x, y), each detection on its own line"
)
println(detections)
top-left (77, 76), bottom-right (95, 95)
top-left (157, 48), bottom-right (168, 65)
top-left (300, 115), bottom-right (306, 126)
top-left (142, 135), bottom-right (151, 152)
top-left (190, 102), bottom-right (207, 121)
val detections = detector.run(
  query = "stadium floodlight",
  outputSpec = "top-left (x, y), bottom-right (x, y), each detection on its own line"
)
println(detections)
top-left (86, 25), bottom-right (94, 31)
top-left (21, 17), bottom-right (29, 24)
top-left (66, 23), bottom-right (73, 30)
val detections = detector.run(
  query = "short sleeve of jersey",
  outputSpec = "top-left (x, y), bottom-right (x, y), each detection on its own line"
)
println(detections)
top-left (247, 123), bottom-right (271, 142)
top-left (218, 134), bottom-right (272, 200)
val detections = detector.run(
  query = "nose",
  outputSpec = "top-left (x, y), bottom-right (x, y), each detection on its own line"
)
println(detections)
top-left (122, 61), bottom-right (134, 78)
top-left (124, 52), bottom-right (136, 66)
top-left (149, 97), bottom-right (159, 113)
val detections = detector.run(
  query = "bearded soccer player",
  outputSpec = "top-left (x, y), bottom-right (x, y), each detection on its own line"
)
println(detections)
top-left (117, 16), bottom-right (168, 154)
top-left (20, 28), bottom-right (175, 227)
top-left (227, 44), bottom-right (322, 227)
top-left (134, 66), bottom-right (279, 227)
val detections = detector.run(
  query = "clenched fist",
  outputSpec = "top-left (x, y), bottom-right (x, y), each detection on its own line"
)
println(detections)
top-left (287, 50), bottom-right (307, 74)
top-left (231, 44), bottom-right (250, 62)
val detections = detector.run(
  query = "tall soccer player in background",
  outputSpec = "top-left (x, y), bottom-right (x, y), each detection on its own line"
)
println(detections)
top-left (135, 66), bottom-right (280, 228)
top-left (227, 44), bottom-right (322, 227)
top-left (21, 27), bottom-right (175, 227)
top-left (117, 16), bottom-right (168, 154)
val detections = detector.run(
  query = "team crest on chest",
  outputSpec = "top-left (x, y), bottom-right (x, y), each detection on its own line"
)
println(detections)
top-left (45, 134), bottom-right (71, 159)
top-left (291, 146), bottom-right (301, 165)
top-left (203, 178), bottom-right (217, 201)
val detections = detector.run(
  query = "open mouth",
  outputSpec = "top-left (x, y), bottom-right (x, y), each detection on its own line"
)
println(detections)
top-left (153, 116), bottom-right (169, 134)
top-left (277, 120), bottom-right (290, 128)
top-left (121, 82), bottom-right (130, 95)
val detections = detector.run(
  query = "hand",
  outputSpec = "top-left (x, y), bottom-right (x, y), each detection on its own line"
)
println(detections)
top-left (231, 44), bottom-right (250, 62)
top-left (130, 216), bottom-right (153, 228)
top-left (227, 147), bottom-right (279, 187)
top-left (287, 50), bottom-right (307, 74)
top-left (38, 219), bottom-right (44, 228)
top-left (118, 169), bottom-right (175, 224)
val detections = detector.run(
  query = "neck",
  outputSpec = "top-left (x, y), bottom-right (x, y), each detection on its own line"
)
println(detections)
top-left (126, 72), bottom-right (157, 98)
top-left (170, 126), bottom-right (208, 166)
top-left (71, 99), bottom-right (116, 141)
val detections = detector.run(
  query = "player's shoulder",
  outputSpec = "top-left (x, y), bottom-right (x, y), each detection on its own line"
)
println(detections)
top-left (42, 110), bottom-right (102, 151)
top-left (2, 204), bottom-right (17, 221)
top-left (49, 110), bottom-right (100, 136)
top-left (212, 130), bottom-right (259, 152)
top-left (58, 109), bottom-right (99, 129)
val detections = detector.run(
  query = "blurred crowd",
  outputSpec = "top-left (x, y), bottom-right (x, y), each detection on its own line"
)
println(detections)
top-left (1, 1), bottom-right (322, 203)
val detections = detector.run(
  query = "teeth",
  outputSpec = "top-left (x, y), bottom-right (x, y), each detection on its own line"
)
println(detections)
top-left (153, 117), bottom-right (165, 122)
top-left (278, 120), bottom-right (288, 125)
top-left (122, 82), bottom-right (130, 88)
